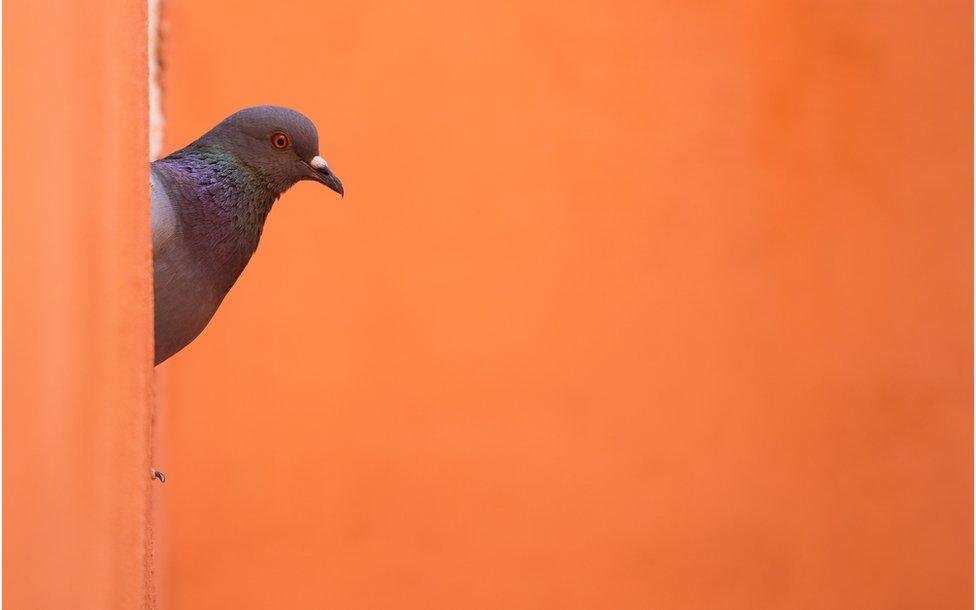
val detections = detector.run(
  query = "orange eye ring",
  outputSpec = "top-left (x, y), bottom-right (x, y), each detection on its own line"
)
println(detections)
top-left (271, 132), bottom-right (289, 149)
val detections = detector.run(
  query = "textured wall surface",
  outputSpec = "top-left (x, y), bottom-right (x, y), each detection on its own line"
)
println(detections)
top-left (158, 1), bottom-right (972, 608)
top-left (3, 1), bottom-right (154, 608)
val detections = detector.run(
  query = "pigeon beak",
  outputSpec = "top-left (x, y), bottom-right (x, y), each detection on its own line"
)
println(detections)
top-left (308, 155), bottom-right (344, 197)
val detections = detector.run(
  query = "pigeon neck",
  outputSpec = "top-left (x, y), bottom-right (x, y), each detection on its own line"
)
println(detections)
top-left (155, 152), bottom-right (282, 288)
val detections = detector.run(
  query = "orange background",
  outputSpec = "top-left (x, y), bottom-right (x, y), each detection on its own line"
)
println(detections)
top-left (157, 1), bottom-right (972, 609)
top-left (4, 1), bottom-right (154, 608)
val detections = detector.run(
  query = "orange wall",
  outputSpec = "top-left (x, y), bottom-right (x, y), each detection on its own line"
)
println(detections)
top-left (3, 1), bottom-right (154, 608)
top-left (157, 1), bottom-right (972, 608)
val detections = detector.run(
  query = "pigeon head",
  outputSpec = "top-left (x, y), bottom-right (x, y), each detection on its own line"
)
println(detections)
top-left (200, 105), bottom-right (343, 197)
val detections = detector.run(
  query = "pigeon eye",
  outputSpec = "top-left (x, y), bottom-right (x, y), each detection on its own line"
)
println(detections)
top-left (271, 132), bottom-right (289, 149)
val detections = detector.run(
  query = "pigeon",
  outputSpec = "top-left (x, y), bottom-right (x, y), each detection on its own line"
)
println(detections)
top-left (151, 106), bottom-right (343, 365)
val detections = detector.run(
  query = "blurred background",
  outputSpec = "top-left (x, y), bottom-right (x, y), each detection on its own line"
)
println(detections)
top-left (154, 1), bottom-right (972, 608)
